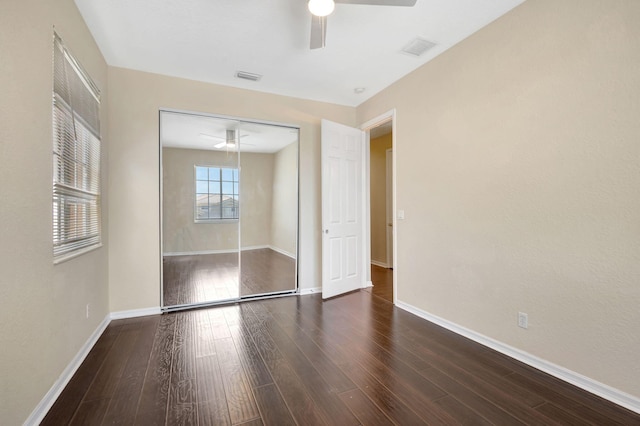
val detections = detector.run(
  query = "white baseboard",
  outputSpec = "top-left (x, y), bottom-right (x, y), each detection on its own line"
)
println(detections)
top-left (24, 314), bottom-right (111, 426)
top-left (364, 280), bottom-right (374, 288)
top-left (371, 260), bottom-right (389, 268)
top-left (268, 245), bottom-right (296, 259)
top-left (110, 307), bottom-right (162, 320)
top-left (396, 300), bottom-right (640, 415)
top-left (299, 287), bottom-right (321, 295)
top-left (164, 245), bottom-right (296, 259)
top-left (163, 248), bottom-right (248, 256)
top-left (241, 245), bottom-right (269, 252)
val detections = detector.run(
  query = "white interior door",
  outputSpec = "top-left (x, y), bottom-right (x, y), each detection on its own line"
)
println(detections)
top-left (321, 119), bottom-right (365, 299)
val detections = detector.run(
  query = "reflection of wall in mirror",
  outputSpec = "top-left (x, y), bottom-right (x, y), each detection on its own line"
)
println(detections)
top-left (162, 147), bottom-right (273, 254)
top-left (270, 142), bottom-right (298, 258)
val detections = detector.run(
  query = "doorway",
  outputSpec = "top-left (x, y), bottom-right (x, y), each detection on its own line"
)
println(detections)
top-left (364, 115), bottom-right (394, 303)
top-left (318, 112), bottom-right (397, 302)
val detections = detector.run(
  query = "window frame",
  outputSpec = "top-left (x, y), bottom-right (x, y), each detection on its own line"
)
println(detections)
top-left (52, 33), bottom-right (102, 263)
top-left (194, 165), bottom-right (239, 223)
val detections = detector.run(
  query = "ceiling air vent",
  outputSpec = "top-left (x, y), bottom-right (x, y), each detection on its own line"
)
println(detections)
top-left (401, 37), bottom-right (436, 57)
top-left (235, 71), bottom-right (262, 82)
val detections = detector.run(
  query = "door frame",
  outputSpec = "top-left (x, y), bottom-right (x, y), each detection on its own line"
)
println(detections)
top-left (385, 148), bottom-right (393, 269)
top-left (360, 109), bottom-right (396, 304)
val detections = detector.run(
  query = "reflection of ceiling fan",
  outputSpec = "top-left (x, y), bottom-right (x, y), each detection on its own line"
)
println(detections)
top-left (200, 129), bottom-right (254, 149)
top-left (308, 0), bottom-right (417, 49)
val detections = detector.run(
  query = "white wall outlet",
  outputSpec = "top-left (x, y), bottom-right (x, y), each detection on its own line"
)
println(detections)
top-left (518, 312), bottom-right (528, 329)
top-left (86, 303), bottom-right (90, 319)
top-left (397, 209), bottom-right (405, 220)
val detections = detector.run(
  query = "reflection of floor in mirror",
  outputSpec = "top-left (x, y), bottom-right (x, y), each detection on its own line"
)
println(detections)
top-left (163, 248), bottom-right (296, 307)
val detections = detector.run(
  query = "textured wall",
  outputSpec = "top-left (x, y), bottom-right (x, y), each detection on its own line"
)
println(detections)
top-left (270, 142), bottom-right (299, 257)
top-left (0, 0), bottom-right (110, 423)
top-left (357, 0), bottom-right (640, 399)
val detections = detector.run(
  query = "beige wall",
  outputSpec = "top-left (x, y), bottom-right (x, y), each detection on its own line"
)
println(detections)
top-left (357, 0), bottom-right (640, 399)
top-left (108, 67), bottom-right (356, 311)
top-left (162, 148), bottom-right (274, 253)
top-left (370, 133), bottom-right (393, 265)
top-left (241, 151), bottom-right (275, 250)
top-left (0, 0), bottom-right (109, 423)
top-left (270, 142), bottom-right (299, 257)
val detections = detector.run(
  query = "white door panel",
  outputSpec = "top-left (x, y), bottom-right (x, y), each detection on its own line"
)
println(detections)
top-left (322, 119), bottom-right (365, 299)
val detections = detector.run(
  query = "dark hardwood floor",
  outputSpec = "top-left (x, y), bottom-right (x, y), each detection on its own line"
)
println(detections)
top-left (43, 291), bottom-right (640, 425)
top-left (370, 264), bottom-right (393, 302)
top-left (163, 249), bottom-right (296, 306)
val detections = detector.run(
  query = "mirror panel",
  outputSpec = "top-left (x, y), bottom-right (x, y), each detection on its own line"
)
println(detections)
top-left (160, 111), bottom-right (298, 309)
top-left (238, 121), bottom-right (299, 296)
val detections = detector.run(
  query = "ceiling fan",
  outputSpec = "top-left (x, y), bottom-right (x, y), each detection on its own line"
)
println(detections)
top-left (308, 0), bottom-right (417, 49)
top-left (200, 129), bottom-right (254, 149)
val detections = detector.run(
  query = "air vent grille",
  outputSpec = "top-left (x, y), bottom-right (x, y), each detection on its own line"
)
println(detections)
top-left (235, 71), bottom-right (262, 81)
top-left (401, 37), bottom-right (436, 57)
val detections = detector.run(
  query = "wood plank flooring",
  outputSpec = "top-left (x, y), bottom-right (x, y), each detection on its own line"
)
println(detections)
top-left (370, 264), bottom-right (393, 302)
top-left (163, 249), bottom-right (296, 306)
top-left (43, 291), bottom-right (640, 425)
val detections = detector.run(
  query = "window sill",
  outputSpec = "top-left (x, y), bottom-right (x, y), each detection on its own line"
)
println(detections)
top-left (194, 219), bottom-right (239, 224)
top-left (53, 243), bottom-right (103, 265)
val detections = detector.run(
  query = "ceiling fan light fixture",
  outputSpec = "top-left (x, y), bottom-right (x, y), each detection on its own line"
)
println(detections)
top-left (308, 0), bottom-right (335, 17)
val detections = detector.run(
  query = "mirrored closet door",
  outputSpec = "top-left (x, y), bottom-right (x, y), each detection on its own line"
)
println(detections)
top-left (160, 110), bottom-right (299, 310)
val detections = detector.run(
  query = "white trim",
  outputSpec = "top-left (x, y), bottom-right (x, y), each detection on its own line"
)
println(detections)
top-left (53, 243), bottom-right (103, 265)
top-left (360, 110), bottom-right (396, 132)
top-left (299, 286), bottom-right (322, 295)
top-left (24, 314), bottom-right (111, 426)
top-left (240, 245), bottom-right (270, 252)
top-left (396, 300), bottom-right (640, 415)
top-left (163, 245), bottom-right (269, 257)
top-left (268, 245), bottom-right (296, 259)
top-left (385, 148), bottom-right (393, 269)
top-left (364, 281), bottom-right (373, 288)
top-left (110, 307), bottom-right (162, 320)
top-left (371, 260), bottom-right (389, 269)
top-left (163, 249), bottom-right (236, 256)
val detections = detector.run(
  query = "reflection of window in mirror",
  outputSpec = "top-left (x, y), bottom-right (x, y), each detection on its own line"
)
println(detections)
top-left (194, 165), bottom-right (239, 222)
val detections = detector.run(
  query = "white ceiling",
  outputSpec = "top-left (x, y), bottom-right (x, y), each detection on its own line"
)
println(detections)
top-left (75, 0), bottom-right (525, 107)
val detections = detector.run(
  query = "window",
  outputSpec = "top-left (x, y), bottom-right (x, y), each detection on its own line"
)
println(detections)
top-left (52, 33), bottom-right (102, 261)
top-left (195, 166), bottom-right (239, 221)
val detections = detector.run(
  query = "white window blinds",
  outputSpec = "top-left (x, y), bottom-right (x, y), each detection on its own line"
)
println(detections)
top-left (52, 33), bottom-right (102, 261)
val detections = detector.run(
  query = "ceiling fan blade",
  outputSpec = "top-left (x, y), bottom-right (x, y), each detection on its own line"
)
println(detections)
top-left (335, 0), bottom-right (416, 5)
top-left (214, 141), bottom-right (227, 148)
top-left (200, 132), bottom-right (224, 141)
top-left (310, 15), bottom-right (327, 49)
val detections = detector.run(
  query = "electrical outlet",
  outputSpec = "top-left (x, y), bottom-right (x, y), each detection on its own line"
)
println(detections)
top-left (86, 303), bottom-right (90, 319)
top-left (518, 312), bottom-right (528, 329)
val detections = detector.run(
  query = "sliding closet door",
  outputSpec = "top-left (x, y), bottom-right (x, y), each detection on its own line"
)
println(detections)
top-left (161, 111), bottom-right (240, 308)
top-left (160, 110), bottom-right (299, 309)
top-left (237, 122), bottom-right (299, 297)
